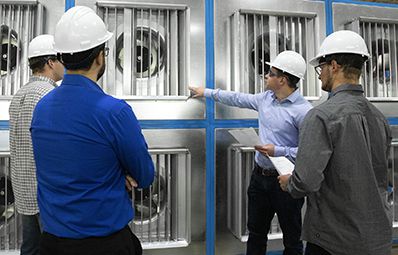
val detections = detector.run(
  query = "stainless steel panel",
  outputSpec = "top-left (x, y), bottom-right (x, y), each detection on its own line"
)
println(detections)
top-left (141, 129), bottom-right (205, 254)
top-left (0, 0), bottom-right (64, 119)
top-left (333, 3), bottom-right (398, 116)
top-left (0, 129), bottom-right (205, 254)
top-left (227, 145), bottom-right (282, 242)
top-left (77, 0), bottom-right (206, 120)
top-left (215, 0), bottom-right (326, 119)
top-left (215, 128), bottom-right (284, 254)
top-left (0, 1), bottom-right (38, 97)
top-left (0, 130), bottom-right (21, 252)
top-left (131, 148), bottom-right (191, 249)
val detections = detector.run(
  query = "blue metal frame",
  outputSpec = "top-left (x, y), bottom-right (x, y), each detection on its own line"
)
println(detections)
top-left (205, 0), bottom-right (216, 254)
top-left (0, 120), bottom-right (8, 130)
top-left (65, 0), bottom-right (74, 11)
top-left (332, 0), bottom-right (398, 8)
top-left (0, 0), bottom-right (396, 254)
top-left (325, 0), bottom-right (334, 35)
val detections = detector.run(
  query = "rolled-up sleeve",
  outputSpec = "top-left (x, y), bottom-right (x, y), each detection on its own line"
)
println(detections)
top-left (109, 106), bottom-right (155, 188)
top-left (274, 146), bottom-right (298, 161)
top-left (204, 88), bottom-right (261, 111)
top-left (287, 109), bottom-right (333, 198)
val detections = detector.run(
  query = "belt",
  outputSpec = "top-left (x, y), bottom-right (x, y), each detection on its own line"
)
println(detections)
top-left (253, 163), bottom-right (278, 177)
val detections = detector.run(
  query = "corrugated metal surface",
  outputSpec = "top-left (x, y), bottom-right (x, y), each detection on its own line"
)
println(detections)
top-left (227, 145), bottom-right (282, 242)
top-left (97, 1), bottom-right (189, 98)
top-left (230, 10), bottom-right (319, 99)
top-left (131, 148), bottom-right (191, 249)
top-left (0, 1), bottom-right (41, 97)
top-left (345, 17), bottom-right (398, 100)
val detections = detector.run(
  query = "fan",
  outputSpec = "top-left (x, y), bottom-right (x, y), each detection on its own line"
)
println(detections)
top-left (0, 25), bottom-right (20, 77)
top-left (133, 172), bottom-right (166, 223)
top-left (116, 27), bottom-right (166, 78)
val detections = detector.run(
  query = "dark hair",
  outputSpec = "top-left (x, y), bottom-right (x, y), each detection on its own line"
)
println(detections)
top-left (58, 43), bottom-right (105, 70)
top-left (320, 53), bottom-right (366, 80)
top-left (274, 68), bottom-right (300, 88)
top-left (28, 55), bottom-right (57, 73)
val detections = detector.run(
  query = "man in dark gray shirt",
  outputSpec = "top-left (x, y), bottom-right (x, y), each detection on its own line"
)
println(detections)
top-left (278, 30), bottom-right (392, 255)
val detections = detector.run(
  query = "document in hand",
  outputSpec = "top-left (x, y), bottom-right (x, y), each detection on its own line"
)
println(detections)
top-left (228, 128), bottom-right (261, 147)
top-left (268, 156), bottom-right (295, 175)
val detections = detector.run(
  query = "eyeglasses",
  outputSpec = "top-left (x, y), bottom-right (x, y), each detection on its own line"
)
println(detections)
top-left (267, 69), bottom-right (278, 77)
top-left (103, 47), bottom-right (109, 57)
top-left (314, 62), bottom-right (328, 76)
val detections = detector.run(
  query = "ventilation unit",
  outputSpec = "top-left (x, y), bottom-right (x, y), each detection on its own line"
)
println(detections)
top-left (388, 140), bottom-right (398, 227)
top-left (345, 17), bottom-right (398, 100)
top-left (0, 153), bottom-right (20, 251)
top-left (229, 10), bottom-right (319, 99)
top-left (96, 1), bottom-right (189, 99)
top-left (130, 148), bottom-right (191, 249)
top-left (0, 1), bottom-right (42, 97)
top-left (227, 145), bottom-right (282, 242)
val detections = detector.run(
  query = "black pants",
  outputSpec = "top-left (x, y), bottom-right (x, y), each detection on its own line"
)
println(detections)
top-left (21, 214), bottom-right (41, 255)
top-left (40, 226), bottom-right (142, 255)
top-left (246, 168), bottom-right (304, 255)
top-left (305, 242), bottom-right (331, 255)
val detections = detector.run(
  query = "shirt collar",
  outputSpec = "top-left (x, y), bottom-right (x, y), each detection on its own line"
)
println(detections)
top-left (61, 74), bottom-right (104, 94)
top-left (271, 88), bottom-right (300, 104)
top-left (29, 75), bottom-right (57, 87)
top-left (329, 84), bottom-right (364, 98)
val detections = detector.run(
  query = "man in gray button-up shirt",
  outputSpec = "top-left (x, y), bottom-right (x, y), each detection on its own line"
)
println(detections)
top-left (279, 30), bottom-right (392, 255)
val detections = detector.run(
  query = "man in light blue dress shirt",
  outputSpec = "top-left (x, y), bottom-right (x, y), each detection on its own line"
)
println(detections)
top-left (190, 51), bottom-right (312, 255)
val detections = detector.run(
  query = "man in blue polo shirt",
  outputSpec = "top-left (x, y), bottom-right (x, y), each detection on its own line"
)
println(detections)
top-left (30, 6), bottom-right (154, 255)
top-left (190, 51), bottom-right (312, 255)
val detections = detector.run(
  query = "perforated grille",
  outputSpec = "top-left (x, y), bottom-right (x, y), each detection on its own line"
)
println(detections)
top-left (97, 1), bottom-right (189, 98)
top-left (230, 10), bottom-right (319, 99)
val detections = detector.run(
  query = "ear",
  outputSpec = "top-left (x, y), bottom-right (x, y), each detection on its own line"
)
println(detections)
top-left (330, 59), bottom-right (341, 72)
top-left (95, 51), bottom-right (104, 66)
top-left (46, 59), bottom-right (55, 69)
top-left (279, 76), bottom-right (287, 87)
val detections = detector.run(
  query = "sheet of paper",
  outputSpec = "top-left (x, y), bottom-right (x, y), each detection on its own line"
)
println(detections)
top-left (228, 128), bottom-right (261, 147)
top-left (268, 156), bottom-right (295, 175)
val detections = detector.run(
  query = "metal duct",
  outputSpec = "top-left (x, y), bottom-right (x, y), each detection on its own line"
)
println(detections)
top-left (0, 1), bottom-right (41, 97)
top-left (230, 10), bottom-right (319, 99)
top-left (227, 145), bottom-right (282, 242)
top-left (345, 17), bottom-right (398, 100)
top-left (130, 148), bottom-right (191, 249)
top-left (0, 154), bottom-right (20, 251)
top-left (97, 1), bottom-right (189, 98)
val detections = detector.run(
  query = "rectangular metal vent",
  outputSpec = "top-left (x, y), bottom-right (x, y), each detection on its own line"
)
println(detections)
top-left (227, 145), bottom-right (282, 242)
top-left (345, 17), bottom-right (398, 100)
top-left (229, 10), bottom-right (319, 99)
top-left (0, 148), bottom-right (191, 251)
top-left (389, 140), bottom-right (398, 227)
top-left (0, 1), bottom-right (42, 97)
top-left (0, 153), bottom-right (21, 251)
top-left (130, 148), bottom-right (191, 249)
top-left (96, 1), bottom-right (190, 99)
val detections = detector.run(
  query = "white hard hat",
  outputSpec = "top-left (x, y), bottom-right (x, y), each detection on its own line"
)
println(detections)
top-left (28, 34), bottom-right (56, 58)
top-left (54, 6), bottom-right (113, 53)
top-left (310, 30), bottom-right (370, 66)
top-left (266, 51), bottom-right (306, 79)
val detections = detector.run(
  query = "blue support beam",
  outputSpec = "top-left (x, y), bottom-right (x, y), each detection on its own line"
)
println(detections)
top-left (332, 0), bottom-right (398, 8)
top-left (65, 0), bottom-right (75, 11)
top-left (205, 0), bottom-right (216, 253)
top-left (1, 1), bottom-right (396, 255)
top-left (325, 0), bottom-right (334, 35)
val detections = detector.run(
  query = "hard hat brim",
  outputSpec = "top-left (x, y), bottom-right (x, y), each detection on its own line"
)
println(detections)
top-left (309, 51), bottom-right (370, 66)
top-left (265, 61), bottom-right (304, 80)
top-left (54, 31), bottom-right (113, 54)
